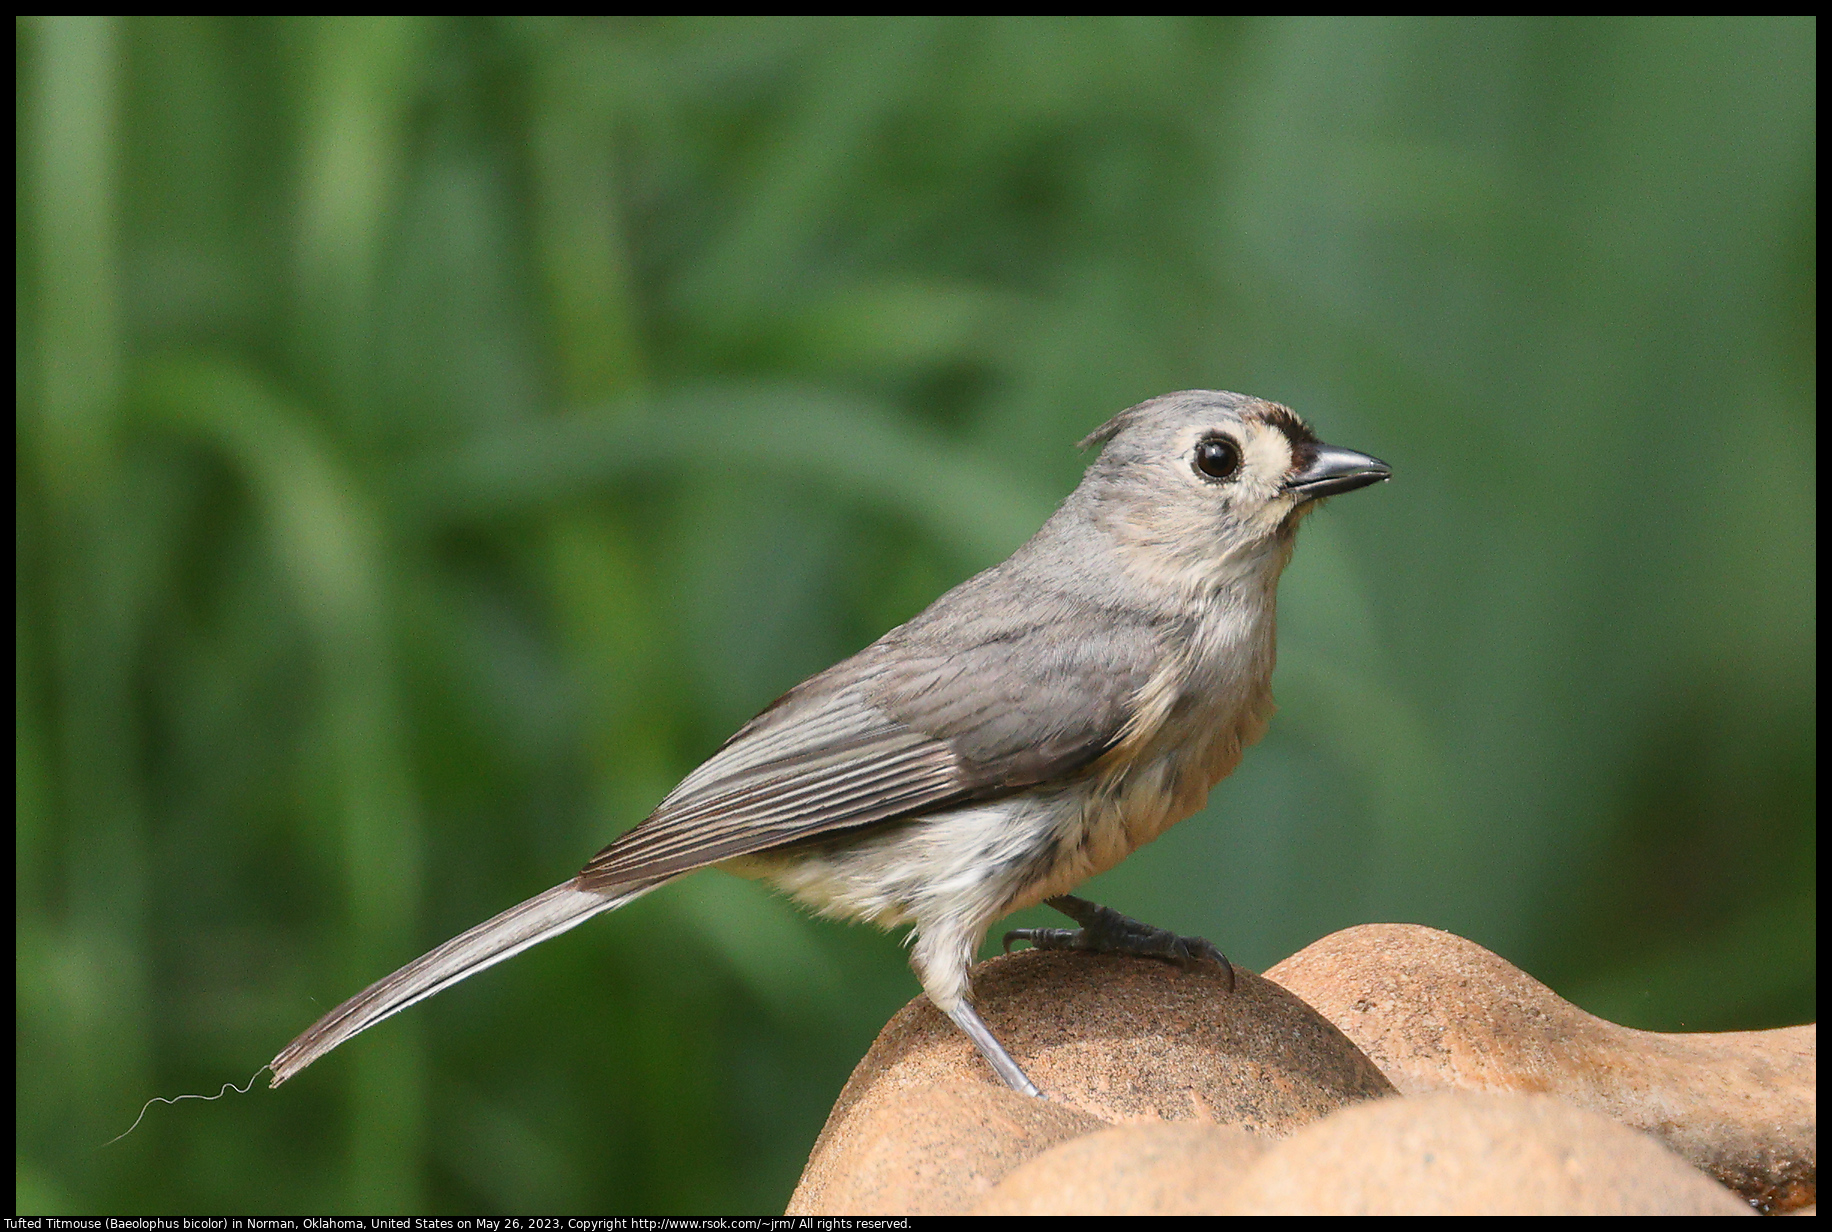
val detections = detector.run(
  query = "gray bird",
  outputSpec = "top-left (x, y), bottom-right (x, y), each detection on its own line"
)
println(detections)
top-left (269, 389), bottom-right (1389, 1097)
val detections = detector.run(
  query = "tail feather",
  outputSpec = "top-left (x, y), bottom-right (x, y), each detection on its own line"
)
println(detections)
top-left (270, 877), bottom-right (655, 1086)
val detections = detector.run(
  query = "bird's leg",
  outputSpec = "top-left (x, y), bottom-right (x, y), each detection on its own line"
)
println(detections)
top-left (1004, 894), bottom-right (1236, 991)
top-left (911, 921), bottom-right (1044, 1097)
top-left (941, 998), bottom-right (1043, 1098)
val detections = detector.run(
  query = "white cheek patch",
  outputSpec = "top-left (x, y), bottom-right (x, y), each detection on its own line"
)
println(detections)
top-left (1239, 424), bottom-right (1294, 503)
top-left (1113, 420), bottom-right (1304, 593)
top-left (1161, 421), bottom-right (1291, 515)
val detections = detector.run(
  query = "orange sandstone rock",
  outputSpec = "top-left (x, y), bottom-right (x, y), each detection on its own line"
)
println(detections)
top-left (1221, 1090), bottom-right (1756, 1216)
top-left (788, 929), bottom-right (1812, 1215)
top-left (1266, 924), bottom-right (1815, 1212)
top-left (788, 1079), bottom-right (1102, 1216)
top-left (787, 948), bottom-right (1394, 1215)
top-left (971, 1121), bottom-right (1267, 1215)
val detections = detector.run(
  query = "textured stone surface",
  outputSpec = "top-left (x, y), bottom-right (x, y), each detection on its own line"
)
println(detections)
top-left (1267, 924), bottom-right (1815, 1212)
top-left (787, 949), bottom-right (1395, 1214)
top-left (1222, 1090), bottom-right (1756, 1215)
top-left (787, 1079), bottom-right (1102, 1216)
top-left (971, 1121), bottom-right (1267, 1215)
top-left (789, 929), bottom-right (1814, 1216)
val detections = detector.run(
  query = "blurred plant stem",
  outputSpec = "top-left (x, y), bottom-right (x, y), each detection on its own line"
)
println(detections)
top-left (526, 25), bottom-right (677, 845)
top-left (292, 16), bottom-right (434, 1208)
top-left (24, 13), bottom-right (151, 1171)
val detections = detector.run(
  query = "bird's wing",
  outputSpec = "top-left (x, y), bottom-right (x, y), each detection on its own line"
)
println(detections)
top-left (578, 589), bottom-right (1169, 890)
top-left (270, 584), bottom-right (1167, 1084)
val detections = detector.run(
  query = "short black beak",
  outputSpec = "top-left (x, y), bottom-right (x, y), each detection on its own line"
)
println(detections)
top-left (1285, 443), bottom-right (1391, 502)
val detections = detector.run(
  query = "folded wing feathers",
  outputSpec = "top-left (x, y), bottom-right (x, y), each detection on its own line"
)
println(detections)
top-left (665, 695), bottom-right (884, 801)
top-left (580, 735), bottom-right (963, 885)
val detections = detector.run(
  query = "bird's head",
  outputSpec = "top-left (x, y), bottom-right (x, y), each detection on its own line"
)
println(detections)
top-left (1071, 390), bottom-right (1390, 595)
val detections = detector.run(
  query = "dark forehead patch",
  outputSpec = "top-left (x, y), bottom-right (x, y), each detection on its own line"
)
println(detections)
top-left (1251, 402), bottom-right (1320, 471)
top-left (1252, 402), bottom-right (1317, 447)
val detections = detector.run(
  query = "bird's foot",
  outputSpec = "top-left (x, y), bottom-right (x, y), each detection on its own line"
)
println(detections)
top-left (1003, 894), bottom-right (1236, 990)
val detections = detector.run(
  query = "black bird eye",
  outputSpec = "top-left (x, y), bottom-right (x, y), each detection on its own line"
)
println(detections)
top-left (1193, 437), bottom-right (1242, 480)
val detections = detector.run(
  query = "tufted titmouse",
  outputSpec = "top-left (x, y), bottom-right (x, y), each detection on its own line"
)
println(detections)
top-left (269, 390), bottom-right (1389, 1097)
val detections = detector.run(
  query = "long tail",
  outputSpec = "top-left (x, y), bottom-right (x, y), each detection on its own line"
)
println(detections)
top-left (269, 876), bottom-right (656, 1086)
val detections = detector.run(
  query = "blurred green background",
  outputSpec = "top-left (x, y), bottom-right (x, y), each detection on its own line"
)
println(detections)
top-left (16, 15), bottom-right (1814, 1215)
